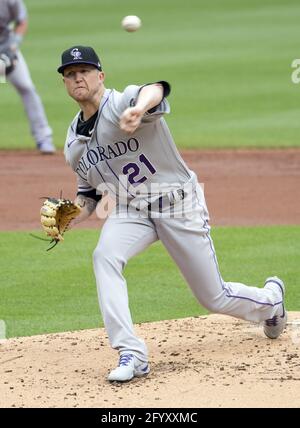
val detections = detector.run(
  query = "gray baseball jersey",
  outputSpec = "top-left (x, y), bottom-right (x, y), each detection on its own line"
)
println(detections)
top-left (64, 84), bottom-right (196, 205)
top-left (0, 0), bottom-right (27, 46)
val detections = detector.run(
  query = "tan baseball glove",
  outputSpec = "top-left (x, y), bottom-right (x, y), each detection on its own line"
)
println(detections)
top-left (40, 198), bottom-right (81, 247)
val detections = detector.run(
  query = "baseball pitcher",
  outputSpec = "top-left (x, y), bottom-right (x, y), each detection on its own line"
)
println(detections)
top-left (0, 0), bottom-right (55, 153)
top-left (54, 45), bottom-right (287, 382)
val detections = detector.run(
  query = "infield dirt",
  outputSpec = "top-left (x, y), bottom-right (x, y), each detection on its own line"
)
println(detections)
top-left (0, 148), bottom-right (299, 230)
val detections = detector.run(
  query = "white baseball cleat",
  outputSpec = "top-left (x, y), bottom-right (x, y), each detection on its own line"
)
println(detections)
top-left (37, 141), bottom-right (56, 154)
top-left (107, 353), bottom-right (150, 382)
top-left (263, 276), bottom-right (287, 339)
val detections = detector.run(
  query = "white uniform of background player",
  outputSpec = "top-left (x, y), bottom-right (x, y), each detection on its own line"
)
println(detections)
top-left (0, 0), bottom-right (55, 153)
top-left (58, 46), bottom-right (287, 382)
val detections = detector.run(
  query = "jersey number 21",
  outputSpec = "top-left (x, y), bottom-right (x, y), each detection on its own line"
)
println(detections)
top-left (123, 154), bottom-right (156, 186)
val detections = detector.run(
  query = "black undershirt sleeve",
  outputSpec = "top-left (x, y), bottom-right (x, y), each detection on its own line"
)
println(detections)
top-left (140, 81), bottom-right (171, 98)
top-left (138, 80), bottom-right (171, 113)
top-left (77, 189), bottom-right (102, 202)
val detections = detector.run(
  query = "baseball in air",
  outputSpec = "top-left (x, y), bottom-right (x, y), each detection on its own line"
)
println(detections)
top-left (121, 15), bottom-right (142, 32)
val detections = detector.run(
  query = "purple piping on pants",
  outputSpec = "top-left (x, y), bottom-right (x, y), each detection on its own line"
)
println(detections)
top-left (198, 203), bottom-right (283, 308)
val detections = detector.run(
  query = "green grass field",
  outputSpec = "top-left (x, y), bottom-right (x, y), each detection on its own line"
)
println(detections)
top-left (0, 226), bottom-right (299, 338)
top-left (0, 0), bottom-right (300, 149)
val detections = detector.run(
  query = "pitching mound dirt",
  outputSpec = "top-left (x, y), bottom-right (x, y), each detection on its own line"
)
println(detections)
top-left (1, 313), bottom-right (300, 408)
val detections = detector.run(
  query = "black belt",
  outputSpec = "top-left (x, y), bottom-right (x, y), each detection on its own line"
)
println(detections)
top-left (147, 189), bottom-right (186, 213)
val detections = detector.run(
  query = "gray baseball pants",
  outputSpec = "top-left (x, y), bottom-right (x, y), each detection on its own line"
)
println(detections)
top-left (93, 184), bottom-right (283, 362)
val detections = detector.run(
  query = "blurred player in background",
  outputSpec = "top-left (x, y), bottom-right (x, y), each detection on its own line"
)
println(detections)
top-left (0, 0), bottom-right (55, 154)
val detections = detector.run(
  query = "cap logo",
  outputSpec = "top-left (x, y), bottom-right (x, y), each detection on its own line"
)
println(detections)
top-left (71, 48), bottom-right (82, 60)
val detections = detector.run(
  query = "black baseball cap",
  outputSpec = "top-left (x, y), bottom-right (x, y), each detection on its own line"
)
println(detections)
top-left (57, 45), bottom-right (102, 74)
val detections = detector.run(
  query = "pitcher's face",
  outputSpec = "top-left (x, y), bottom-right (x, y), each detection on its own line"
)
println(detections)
top-left (63, 65), bottom-right (105, 102)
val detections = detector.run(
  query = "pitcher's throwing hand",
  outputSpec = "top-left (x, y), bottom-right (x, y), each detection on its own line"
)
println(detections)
top-left (120, 106), bottom-right (144, 134)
